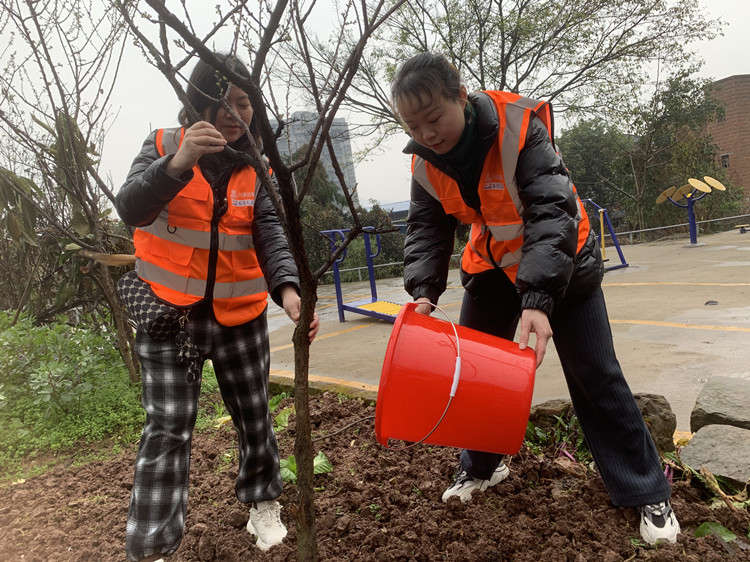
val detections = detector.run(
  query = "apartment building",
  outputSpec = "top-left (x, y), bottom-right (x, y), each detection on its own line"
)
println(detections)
top-left (272, 111), bottom-right (359, 207)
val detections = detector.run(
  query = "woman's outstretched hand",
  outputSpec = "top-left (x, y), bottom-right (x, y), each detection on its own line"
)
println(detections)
top-left (165, 121), bottom-right (227, 177)
top-left (518, 308), bottom-right (553, 368)
top-left (281, 286), bottom-right (320, 343)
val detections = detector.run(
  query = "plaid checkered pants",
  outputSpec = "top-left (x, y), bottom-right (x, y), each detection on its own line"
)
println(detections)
top-left (125, 307), bottom-right (282, 561)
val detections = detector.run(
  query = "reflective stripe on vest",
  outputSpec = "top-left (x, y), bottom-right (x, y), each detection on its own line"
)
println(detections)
top-left (133, 127), bottom-right (268, 325)
top-left (136, 259), bottom-right (267, 300)
top-left (158, 127), bottom-right (184, 155)
top-left (466, 224), bottom-right (524, 268)
top-left (138, 209), bottom-right (255, 251)
top-left (413, 91), bottom-right (589, 280)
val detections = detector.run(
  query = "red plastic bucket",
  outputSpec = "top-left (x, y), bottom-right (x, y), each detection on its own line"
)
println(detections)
top-left (375, 302), bottom-right (536, 455)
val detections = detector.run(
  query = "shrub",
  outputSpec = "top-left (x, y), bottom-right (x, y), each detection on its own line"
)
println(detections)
top-left (0, 311), bottom-right (144, 477)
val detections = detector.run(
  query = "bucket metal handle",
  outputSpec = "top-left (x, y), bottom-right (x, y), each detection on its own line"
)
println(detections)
top-left (383, 302), bottom-right (462, 450)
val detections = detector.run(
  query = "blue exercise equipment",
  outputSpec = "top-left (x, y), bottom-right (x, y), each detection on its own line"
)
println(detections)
top-left (581, 199), bottom-right (628, 271)
top-left (321, 227), bottom-right (401, 323)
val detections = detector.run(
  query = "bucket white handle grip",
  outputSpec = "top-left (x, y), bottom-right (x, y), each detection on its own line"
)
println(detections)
top-left (425, 303), bottom-right (462, 397)
top-left (450, 357), bottom-right (462, 397)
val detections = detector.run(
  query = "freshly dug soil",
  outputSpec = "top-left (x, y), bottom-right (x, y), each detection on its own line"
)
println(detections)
top-left (1, 392), bottom-right (748, 561)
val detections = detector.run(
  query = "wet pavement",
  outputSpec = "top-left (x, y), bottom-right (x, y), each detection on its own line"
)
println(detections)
top-left (266, 229), bottom-right (750, 432)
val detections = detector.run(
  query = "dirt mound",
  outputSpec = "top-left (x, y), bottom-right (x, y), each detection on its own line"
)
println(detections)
top-left (1, 392), bottom-right (748, 561)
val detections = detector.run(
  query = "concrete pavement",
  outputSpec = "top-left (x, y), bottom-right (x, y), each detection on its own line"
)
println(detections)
top-left (266, 229), bottom-right (750, 432)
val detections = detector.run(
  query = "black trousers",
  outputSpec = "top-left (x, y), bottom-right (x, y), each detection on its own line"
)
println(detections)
top-left (457, 269), bottom-right (671, 507)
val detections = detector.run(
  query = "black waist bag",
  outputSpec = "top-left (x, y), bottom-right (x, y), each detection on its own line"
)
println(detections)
top-left (116, 270), bottom-right (183, 340)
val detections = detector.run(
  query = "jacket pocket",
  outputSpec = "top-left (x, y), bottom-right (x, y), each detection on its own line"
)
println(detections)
top-left (440, 195), bottom-right (476, 221)
top-left (223, 197), bottom-right (255, 230)
top-left (480, 198), bottom-right (521, 226)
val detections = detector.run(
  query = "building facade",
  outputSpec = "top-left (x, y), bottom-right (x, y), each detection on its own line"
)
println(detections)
top-left (706, 75), bottom-right (750, 208)
top-left (272, 111), bottom-right (359, 207)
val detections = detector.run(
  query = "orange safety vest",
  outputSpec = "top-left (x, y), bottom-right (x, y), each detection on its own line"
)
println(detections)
top-left (133, 127), bottom-right (268, 326)
top-left (412, 91), bottom-right (590, 282)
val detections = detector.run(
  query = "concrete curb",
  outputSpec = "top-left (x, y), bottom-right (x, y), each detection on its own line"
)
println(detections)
top-left (269, 368), bottom-right (378, 403)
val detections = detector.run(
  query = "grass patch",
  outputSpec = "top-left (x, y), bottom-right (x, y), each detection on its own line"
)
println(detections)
top-left (0, 312), bottom-right (146, 482)
top-left (0, 311), bottom-right (294, 483)
top-left (0, 315), bottom-right (206, 481)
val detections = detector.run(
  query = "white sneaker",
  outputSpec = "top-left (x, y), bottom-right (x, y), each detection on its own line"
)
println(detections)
top-left (639, 501), bottom-right (680, 544)
top-left (441, 462), bottom-right (510, 503)
top-left (247, 500), bottom-right (287, 550)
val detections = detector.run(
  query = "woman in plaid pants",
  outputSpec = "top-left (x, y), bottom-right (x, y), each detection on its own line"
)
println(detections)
top-left (115, 52), bottom-right (319, 562)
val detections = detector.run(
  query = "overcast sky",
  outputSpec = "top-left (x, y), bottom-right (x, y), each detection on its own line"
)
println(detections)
top-left (100, 0), bottom-right (750, 206)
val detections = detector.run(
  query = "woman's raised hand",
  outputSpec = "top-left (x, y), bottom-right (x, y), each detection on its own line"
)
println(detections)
top-left (165, 121), bottom-right (227, 177)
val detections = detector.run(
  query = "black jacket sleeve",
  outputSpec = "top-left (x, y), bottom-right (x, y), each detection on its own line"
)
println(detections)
top-left (252, 176), bottom-right (300, 307)
top-left (115, 130), bottom-right (194, 227)
top-left (403, 174), bottom-right (458, 304)
top-left (514, 117), bottom-right (581, 315)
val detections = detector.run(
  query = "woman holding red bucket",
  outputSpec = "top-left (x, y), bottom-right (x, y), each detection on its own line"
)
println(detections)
top-left (390, 52), bottom-right (679, 545)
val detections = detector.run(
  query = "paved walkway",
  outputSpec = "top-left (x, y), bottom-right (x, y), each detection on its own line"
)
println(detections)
top-left (266, 229), bottom-right (750, 431)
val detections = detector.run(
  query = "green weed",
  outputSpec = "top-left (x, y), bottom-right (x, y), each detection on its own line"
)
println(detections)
top-left (210, 399), bottom-right (227, 418)
top-left (695, 521), bottom-right (737, 542)
top-left (269, 392), bottom-right (290, 412)
top-left (524, 413), bottom-right (592, 464)
top-left (214, 451), bottom-right (235, 474)
top-left (629, 537), bottom-right (647, 548)
top-left (368, 503), bottom-right (381, 520)
top-left (274, 407), bottom-right (294, 433)
top-left (280, 451), bottom-right (333, 484)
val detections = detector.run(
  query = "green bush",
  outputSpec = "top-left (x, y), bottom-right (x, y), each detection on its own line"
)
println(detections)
top-left (0, 311), bottom-right (144, 478)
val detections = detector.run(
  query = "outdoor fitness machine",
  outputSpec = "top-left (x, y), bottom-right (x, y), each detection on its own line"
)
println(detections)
top-left (655, 176), bottom-right (726, 245)
top-left (581, 199), bottom-right (628, 271)
top-left (321, 227), bottom-right (401, 323)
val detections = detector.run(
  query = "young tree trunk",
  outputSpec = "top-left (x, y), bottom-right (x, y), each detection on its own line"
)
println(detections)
top-left (293, 292), bottom-right (317, 561)
top-left (113, 302), bottom-right (140, 383)
top-left (281, 186), bottom-right (319, 561)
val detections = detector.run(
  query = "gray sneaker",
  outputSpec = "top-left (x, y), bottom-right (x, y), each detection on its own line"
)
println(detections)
top-left (441, 462), bottom-right (510, 503)
top-left (247, 500), bottom-right (287, 550)
top-left (639, 501), bottom-right (680, 544)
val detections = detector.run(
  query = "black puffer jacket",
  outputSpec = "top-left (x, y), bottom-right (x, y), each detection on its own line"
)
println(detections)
top-left (403, 92), bottom-right (603, 317)
top-left (115, 129), bottom-right (299, 309)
